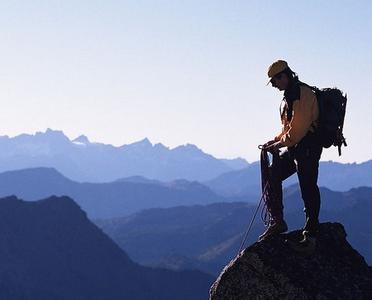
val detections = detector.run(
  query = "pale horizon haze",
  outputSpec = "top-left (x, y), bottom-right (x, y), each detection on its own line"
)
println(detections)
top-left (0, 1), bottom-right (371, 163)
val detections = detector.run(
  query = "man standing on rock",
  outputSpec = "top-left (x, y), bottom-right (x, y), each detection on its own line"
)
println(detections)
top-left (259, 60), bottom-right (322, 247)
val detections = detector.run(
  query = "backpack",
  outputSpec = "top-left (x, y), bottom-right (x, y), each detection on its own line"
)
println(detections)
top-left (310, 86), bottom-right (348, 156)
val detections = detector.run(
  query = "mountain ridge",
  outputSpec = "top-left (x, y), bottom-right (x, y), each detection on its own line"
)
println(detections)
top-left (0, 194), bottom-right (213, 299)
top-left (0, 167), bottom-right (229, 219)
top-left (96, 186), bottom-right (372, 275)
top-left (0, 128), bottom-right (249, 182)
top-left (204, 159), bottom-right (372, 196)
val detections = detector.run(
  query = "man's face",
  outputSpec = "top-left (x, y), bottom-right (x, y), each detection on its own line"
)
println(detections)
top-left (270, 72), bottom-right (289, 91)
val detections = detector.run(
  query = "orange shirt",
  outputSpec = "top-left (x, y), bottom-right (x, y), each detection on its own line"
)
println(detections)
top-left (274, 85), bottom-right (319, 147)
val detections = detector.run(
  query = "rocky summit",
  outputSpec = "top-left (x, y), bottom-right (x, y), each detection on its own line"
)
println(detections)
top-left (210, 222), bottom-right (372, 299)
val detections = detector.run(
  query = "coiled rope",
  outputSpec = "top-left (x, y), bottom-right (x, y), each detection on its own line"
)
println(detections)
top-left (237, 146), bottom-right (276, 254)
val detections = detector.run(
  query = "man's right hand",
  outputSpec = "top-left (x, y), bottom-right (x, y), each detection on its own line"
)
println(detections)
top-left (263, 140), bottom-right (276, 149)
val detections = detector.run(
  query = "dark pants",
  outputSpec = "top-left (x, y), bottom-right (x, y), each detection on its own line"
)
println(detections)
top-left (268, 132), bottom-right (323, 235)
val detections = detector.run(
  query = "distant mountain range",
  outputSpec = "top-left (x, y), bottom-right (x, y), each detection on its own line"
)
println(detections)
top-left (0, 128), bottom-right (248, 182)
top-left (0, 167), bottom-right (233, 219)
top-left (204, 160), bottom-right (372, 197)
top-left (0, 195), bottom-right (213, 299)
top-left (95, 186), bottom-right (372, 276)
top-left (0, 129), bottom-right (370, 195)
top-left (1, 165), bottom-right (371, 219)
top-left (2, 129), bottom-right (369, 298)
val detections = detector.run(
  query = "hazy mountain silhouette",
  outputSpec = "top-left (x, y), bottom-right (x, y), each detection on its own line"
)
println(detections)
top-left (1, 129), bottom-right (370, 193)
top-left (0, 167), bottom-right (231, 219)
top-left (115, 175), bottom-right (163, 185)
top-left (219, 158), bottom-right (250, 170)
top-left (96, 186), bottom-right (372, 275)
top-left (204, 160), bottom-right (372, 197)
top-left (0, 195), bottom-right (213, 299)
top-left (0, 129), bottom-right (248, 182)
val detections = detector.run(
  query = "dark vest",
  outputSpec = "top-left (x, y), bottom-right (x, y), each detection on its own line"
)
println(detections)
top-left (282, 79), bottom-right (302, 122)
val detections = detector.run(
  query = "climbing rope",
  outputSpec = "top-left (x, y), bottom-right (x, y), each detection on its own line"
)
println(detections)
top-left (260, 147), bottom-right (276, 226)
top-left (237, 181), bottom-right (268, 255)
top-left (237, 146), bottom-right (278, 255)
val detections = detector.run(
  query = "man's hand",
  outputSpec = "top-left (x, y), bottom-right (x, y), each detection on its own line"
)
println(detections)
top-left (263, 140), bottom-right (276, 148)
top-left (265, 141), bottom-right (283, 152)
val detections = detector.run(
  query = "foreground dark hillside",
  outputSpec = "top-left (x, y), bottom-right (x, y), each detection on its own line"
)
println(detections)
top-left (96, 186), bottom-right (372, 275)
top-left (0, 195), bottom-right (213, 299)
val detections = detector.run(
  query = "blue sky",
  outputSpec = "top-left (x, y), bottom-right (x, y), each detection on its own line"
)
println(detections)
top-left (0, 1), bottom-right (370, 163)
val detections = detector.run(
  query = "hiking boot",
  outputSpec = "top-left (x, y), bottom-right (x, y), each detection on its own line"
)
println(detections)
top-left (258, 219), bottom-right (288, 242)
top-left (288, 230), bottom-right (316, 255)
top-left (302, 216), bottom-right (319, 234)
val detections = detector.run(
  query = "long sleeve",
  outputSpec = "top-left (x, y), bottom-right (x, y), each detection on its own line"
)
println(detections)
top-left (274, 132), bottom-right (284, 142)
top-left (280, 86), bottom-right (319, 147)
top-left (273, 125), bottom-right (287, 142)
top-left (273, 100), bottom-right (289, 142)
